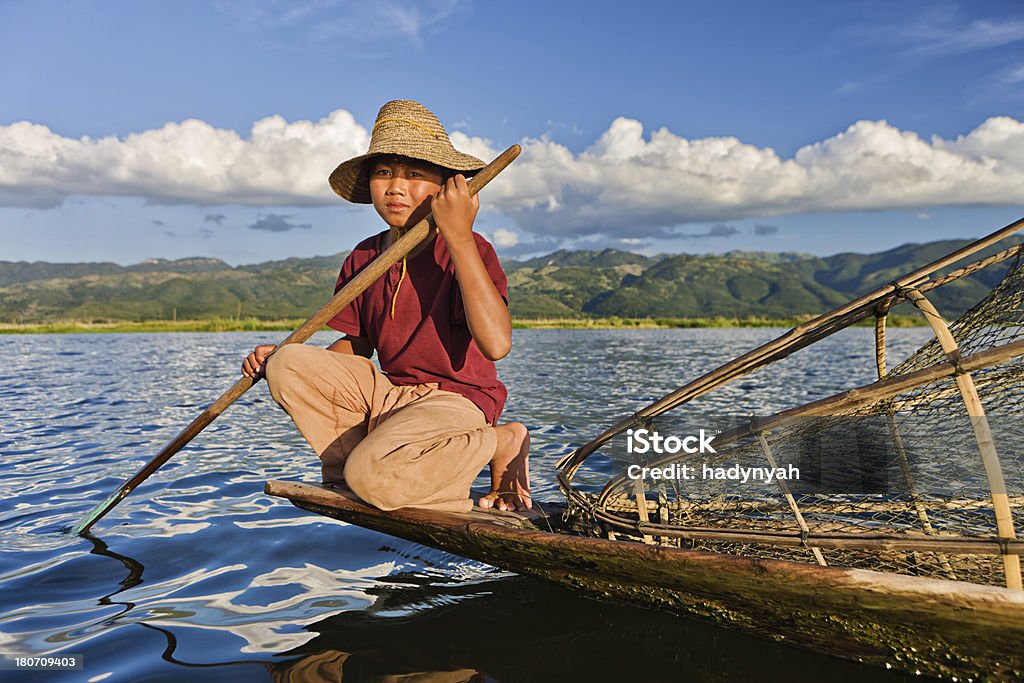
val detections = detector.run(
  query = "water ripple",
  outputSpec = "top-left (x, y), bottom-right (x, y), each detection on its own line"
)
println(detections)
top-left (0, 329), bottom-right (932, 680)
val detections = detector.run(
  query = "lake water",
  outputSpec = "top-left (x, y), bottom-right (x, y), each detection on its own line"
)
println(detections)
top-left (0, 328), bottom-right (935, 682)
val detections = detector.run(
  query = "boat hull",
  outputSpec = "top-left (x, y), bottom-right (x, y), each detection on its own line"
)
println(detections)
top-left (266, 480), bottom-right (1024, 680)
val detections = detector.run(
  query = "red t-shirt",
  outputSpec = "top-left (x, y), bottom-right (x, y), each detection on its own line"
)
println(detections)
top-left (327, 230), bottom-right (509, 424)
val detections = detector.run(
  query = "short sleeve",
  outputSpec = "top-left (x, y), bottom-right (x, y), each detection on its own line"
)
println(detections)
top-left (452, 234), bottom-right (509, 324)
top-left (326, 252), bottom-right (364, 337)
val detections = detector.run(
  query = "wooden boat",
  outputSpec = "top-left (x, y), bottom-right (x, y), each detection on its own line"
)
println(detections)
top-left (266, 480), bottom-right (1024, 679)
top-left (268, 219), bottom-right (1024, 680)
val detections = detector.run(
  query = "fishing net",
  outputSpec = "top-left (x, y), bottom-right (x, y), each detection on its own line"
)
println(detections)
top-left (559, 231), bottom-right (1024, 589)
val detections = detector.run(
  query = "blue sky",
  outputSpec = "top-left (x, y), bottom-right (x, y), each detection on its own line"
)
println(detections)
top-left (1, 0), bottom-right (1023, 265)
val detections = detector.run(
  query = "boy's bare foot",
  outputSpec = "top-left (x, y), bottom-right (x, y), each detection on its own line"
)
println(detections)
top-left (478, 422), bottom-right (531, 512)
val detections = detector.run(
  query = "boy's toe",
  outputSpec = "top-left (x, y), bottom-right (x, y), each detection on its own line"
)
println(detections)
top-left (478, 491), bottom-right (499, 509)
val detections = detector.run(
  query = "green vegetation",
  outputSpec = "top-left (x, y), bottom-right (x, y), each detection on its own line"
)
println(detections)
top-left (0, 238), bottom-right (1015, 333)
top-left (512, 316), bottom-right (806, 329)
top-left (0, 318), bottom-right (309, 334)
top-left (510, 314), bottom-right (925, 329)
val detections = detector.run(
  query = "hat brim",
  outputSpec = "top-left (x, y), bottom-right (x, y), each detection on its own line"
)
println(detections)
top-left (329, 148), bottom-right (486, 204)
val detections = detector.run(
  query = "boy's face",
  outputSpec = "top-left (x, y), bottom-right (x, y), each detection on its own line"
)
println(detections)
top-left (368, 156), bottom-right (446, 230)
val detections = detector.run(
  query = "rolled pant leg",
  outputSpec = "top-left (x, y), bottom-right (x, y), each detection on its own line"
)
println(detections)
top-left (265, 344), bottom-right (388, 484)
top-left (345, 389), bottom-right (498, 513)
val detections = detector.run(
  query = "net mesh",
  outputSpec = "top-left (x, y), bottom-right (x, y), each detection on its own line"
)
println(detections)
top-left (563, 246), bottom-right (1024, 587)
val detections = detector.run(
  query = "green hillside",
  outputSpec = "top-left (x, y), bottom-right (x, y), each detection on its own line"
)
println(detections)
top-left (582, 254), bottom-right (850, 318)
top-left (1, 237), bottom-right (1019, 325)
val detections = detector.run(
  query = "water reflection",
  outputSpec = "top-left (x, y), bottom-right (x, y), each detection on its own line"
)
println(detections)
top-left (267, 576), bottom-right (916, 683)
top-left (86, 535), bottom-right (268, 677)
top-left (73, 538), bottom-right (915, 683)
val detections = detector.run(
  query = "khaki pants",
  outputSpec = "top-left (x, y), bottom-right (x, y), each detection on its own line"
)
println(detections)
top-left (265, 344), bottom-right (496, 513)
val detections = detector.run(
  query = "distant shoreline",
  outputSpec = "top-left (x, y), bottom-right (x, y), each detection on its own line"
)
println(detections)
top-left (0, 315), bottom-right (927, 334)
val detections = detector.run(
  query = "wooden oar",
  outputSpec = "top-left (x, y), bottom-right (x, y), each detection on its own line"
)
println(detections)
top-left (72, 144), bottom-right (522, 536)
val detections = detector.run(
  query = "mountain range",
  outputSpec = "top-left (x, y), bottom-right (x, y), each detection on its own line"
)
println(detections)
top-left (1, 237), bottom-right (1019, 324)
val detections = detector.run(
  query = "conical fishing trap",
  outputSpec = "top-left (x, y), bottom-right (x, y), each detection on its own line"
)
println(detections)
top-left (558, 219), bottom-right (1024, 591)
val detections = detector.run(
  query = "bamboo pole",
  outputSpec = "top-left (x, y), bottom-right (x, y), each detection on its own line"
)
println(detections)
top-left (618, 518), bottom-right (1024, 555)
top-left (900, 286), bottom-right (1021, 590)
top-left (72, 145), bottom-right (522, 536)
top-left (873, 306), bottom-right (889, 379)
top-left (581, 502), bottom-right (1024, 556)
top-left (757, 433), bottom-right (826, 566)
top-left (916, 243), bottom-right (1024, 296)
top-left (598, 492), bottom-right (1024, 515)
top-left (631, 451), bottom-right (655, 545)
top-left (874, 303), bottom-right (957, 579)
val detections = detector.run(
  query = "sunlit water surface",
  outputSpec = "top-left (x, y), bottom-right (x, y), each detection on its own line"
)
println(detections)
top-left (0, 329), bottom-right (934, 682)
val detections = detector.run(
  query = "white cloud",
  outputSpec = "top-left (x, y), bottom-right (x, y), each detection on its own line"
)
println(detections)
top-left (0, 111), bottom-right (369, 208)
top-left (2, 111), bottom-right (1024, 240)
top-left (491, 228), bottom-right (519, 248)
top-left (481, 115), bottom-right (1024, 237)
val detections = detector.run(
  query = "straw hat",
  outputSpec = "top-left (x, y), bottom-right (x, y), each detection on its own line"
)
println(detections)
top-left (329, 100), bottom-right (485, 204)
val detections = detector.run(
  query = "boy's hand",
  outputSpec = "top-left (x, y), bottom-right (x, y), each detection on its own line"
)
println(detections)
top-left (242, 344), bottom-right (276, 378)
top-left (430, 174), bottom-right (479, 246)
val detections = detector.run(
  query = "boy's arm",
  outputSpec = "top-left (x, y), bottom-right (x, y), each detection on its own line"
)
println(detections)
top-left (430, 174), bottom-right (512, 361)
top-left (327, 335), bottom-right (373, 357)
top-left (242, 335), bottom-right (371, 377)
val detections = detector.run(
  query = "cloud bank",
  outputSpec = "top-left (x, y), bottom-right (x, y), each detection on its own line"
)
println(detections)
top-left (2, 110), bottom-right (1023, 239)
top-left (472, 115), bottom-right (1024, 237)
top-left (0, 111), bottom-right (368, 209)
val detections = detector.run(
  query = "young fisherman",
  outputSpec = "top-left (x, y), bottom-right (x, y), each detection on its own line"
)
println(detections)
top-left (242, 100), bottom-right (531, 513)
